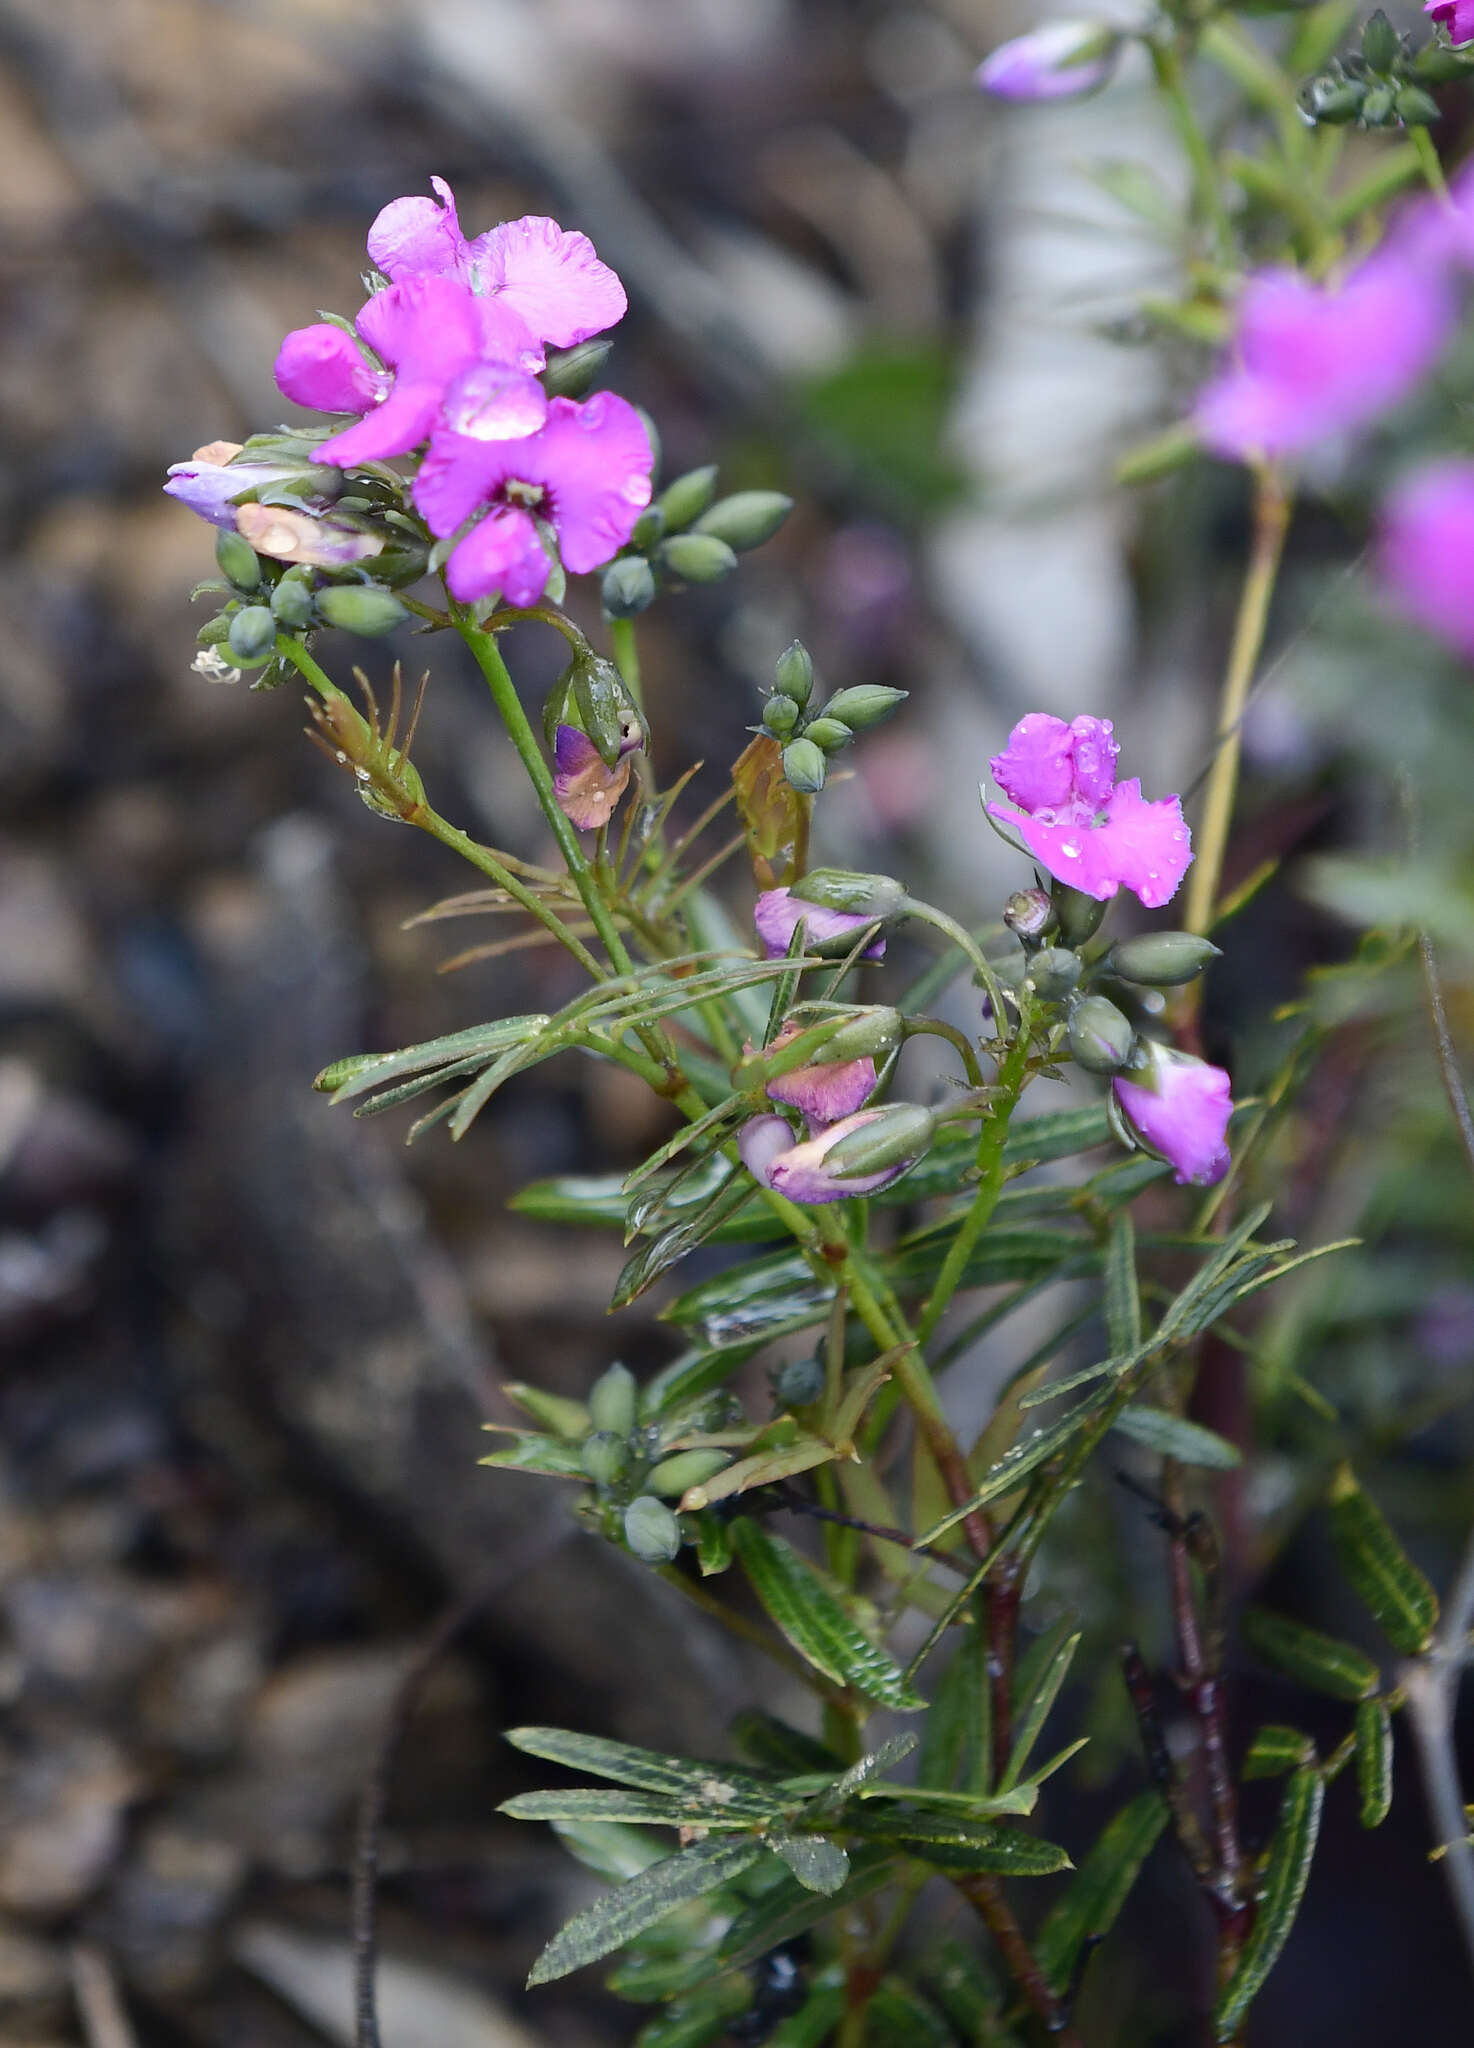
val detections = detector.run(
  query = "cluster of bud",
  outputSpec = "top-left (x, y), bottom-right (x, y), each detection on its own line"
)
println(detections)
top-left (761, 642), bottom-right (908, 795)
top-left (600, 458), bottom-right (793, 618)
top-left (1298, 11), bottom-right (1459, 128)
top-left (198, 511), bottom-right (412, 690)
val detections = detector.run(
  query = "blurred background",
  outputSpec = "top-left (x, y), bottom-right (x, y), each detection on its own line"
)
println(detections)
top-left (2, 0), bottom-right (1474, 2042)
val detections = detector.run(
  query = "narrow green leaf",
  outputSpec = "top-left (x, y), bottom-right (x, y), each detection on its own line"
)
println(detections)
top-left (612, 1175), bottom-right (754, 1308)
top-left (1241, 1608), bottom-right (1379, 1702)
top-left (1242, 1726), bottom-right (1316, 1781)
top-left (526, 1838), bottom-right (766, 1985)
top-left (1003, 1628), bottom-right (1080, 1790)
top-left (679, 1435), bottom-right (835, 1510)
top-left (1104, 1212), bottom-right (1141, 1355)
top-left (501, 1789), bottom-right (757, 1829)
top-left (732, 1521), bottom-right (923, 1709)
top-left (1034, 1790), bottom-right (1169, 1994)
top-left (504, 1728), bottom-right (781, 1815)
top-left (919, 1391), bottom-right (1113, 1544)
top-left (1328, 1464), bottom-right (1438, 1655)
top-left (771, 1835), bottom-right (850, 1894)
top-left (1355, 1699), bottom-right (1394, 1829)
top-left (919, 1630), bottom-right (990, 1797)
top-left (801, 1733), bottom-right (919, 1820)
top-left (623, 1094), bottom-right (747, 1191)
top-left (1214, 1768), bottom-right (1323, 2039)
top-left (1111, 1405), bottom-right (1242, 1469)
top-left (729, 1711), bottom-right (843, 1777)
top-left (551, 1819), bottom-right (666, 1882)
top-left (716, 1852), bottom-right (896, 1974)
top-left (448, 1038), bottom-right (546, 1138)
top-left (662, 1250), bottom-right (831, 1351)
top-left (1153, 1203), bottom-right (1274, 1348)
top-left (477, 1432), bottom-right (587, 1477)
top-left (644, 1345), bottom-right (768, 1417)
top-left (695, 1515), bottom-right (734, 1576)
top-left (316, 1014), bottom-right (550, 1101)
top-left (897, 1830), bottom-right (1071, 1877)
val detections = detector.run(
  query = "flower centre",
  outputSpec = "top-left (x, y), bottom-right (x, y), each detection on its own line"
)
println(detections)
top-left (505, 478), bottom-right (545, 509)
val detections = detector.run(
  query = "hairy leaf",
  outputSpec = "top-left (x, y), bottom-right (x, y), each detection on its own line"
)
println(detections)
top-left (920, 1391), bottom-right (1113, 1544)
top-left (1241, 1608), bottom-right (1379, 1702)
top-left (732, 1523), bottom-right (923, 1709)
top-left (478, 1432), bottom-right (586, 1477)
top-left (1355, 1699), bottom-right (1394, 1829)
top-left (1034, 1791), bottom-right (1168, 1994)
top-left (919, 1630), bottom-right (990, 1797)
top-left (1328, 1464), bottom-right (1438, 1654)
top-left (1111, 1404), bottom-right (1242, 1469)
top-left (771, 1835), bottom-right (850, 1893)
top-left (1242, 1726), bottom-right (1316, 1781)
top-left (505, 1728), bottom-right (781, 1816)
top-left (1104, 1212), bottom-right (1141, 1354)
top-left (501, 1789), bottom-right (760, 1829)
top-left (1214, 1768), bottom-right (1323, 2039)
top-left (526, 1838), bottom-right (766, 1985)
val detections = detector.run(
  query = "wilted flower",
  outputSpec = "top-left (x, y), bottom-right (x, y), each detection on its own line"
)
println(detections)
top-left (553, 718), bottom-right (642, 831)
top-left (235, 502), bottom-right (383, 568)
top-left (738, 1110), bottom-right (917, 1203)
top-left (976, 21), bottom-right (1120, 101)
top-left (987, 714), bottom-right (1192, 910)
top-left (1376, 459), bottom-right (1474, 659)
top-left (1195, 254), bottom-right (1452, 460)
top-left (753, 887), bottom-right (887, 961)
top-left (1114, 1047), bottom-right (1232, 1187)
top-left (762, 1020), bottom-right (878, 1129)
top-left (164, 441), bottom-right (313, 527)
top-left (412, 392), bottom-right (653, 604)
top-left (1427, 0), bottom-right (1474, 43)
top-left (367, 178), bottom-right (627, 348)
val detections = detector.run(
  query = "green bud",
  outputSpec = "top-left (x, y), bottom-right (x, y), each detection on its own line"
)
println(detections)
top-left (542, 338), bottom-right (613, 399)
top-left (763, 694), bottom-right (801, 739)
top-left (216, 526), bottom-right (262, 591)
top-left (1360, 83), bottom-right (1396, 125)
top-left (693, 490), bottom-right (794, 552)
top-left (782, 738), bottom-right (827, 794)
top-left (227, 605), bottom-right (276, 662)
top-left (803, 716), bottom-right (852, 754)
top-left (821, 686), bottom-right (907, 733)
top-left (791, 869), bottom-right (909, 919)
top-left (629, 506), bottom-right (665, 551)
top-left (1394, 83), bottom-right (1442, 125)
top-left (372, 544), bottom-right (431, 588)
top-left (503, 1382), bottom-right (590, 1439)
top-left (1027, 947), bottom-right (1082, 1001)
top-left (646, 1448), bottom-right (729, 1499)
top-left (623, 1494), bottom-right (682, 1563)
top-left (601, 555), bottom-right (657, 619)
top-left (1067, 995), bottom-right (1136, 1075)
top-left (1053, 883), bottom-right (1108, 946)
top-left (197, 614), bottom-right (233, 648)
top-left (1004, 888), bottom-right (1055, 944)
top-left (270, 574), bottom-right (316, 629)
top-left (824, 1006), bottom-right (904, 1060)
top-left (1301, 75), bottom-right (1365, 123)
top-left (775, 640), bottom-right (814, 709)
top-left (1109, 931), bottom-right (1221, 987)
top-left (772, 1356), bottom-right (825, 1410)
top-left (570, 652), bottom-right (640, 767)
top-left (315, 585), bottom-right (407, 637)
top-left (635, 406), bottom-right (661, 480)
top-left (1361, 9), bottom-right (1398, 74)
top-left (542, 665), bottom-right (577, 751)
top-left (659, 534), bottom-right (738, 584)
top-left (823, 1103), bottom-right (935, 1177)
top-left (657, 464), bottom-right (719, 532)
top-left (589, 1362), bottom-right (638, 1436)
top-left (581, 1431), bottom-right (629, 1486)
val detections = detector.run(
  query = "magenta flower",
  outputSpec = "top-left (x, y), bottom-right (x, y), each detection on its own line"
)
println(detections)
top-left (1195, 255), bottom-right (1453, 461)
top-left (1428, 0), bottom-right (1474, 43)
top-left (163, 441), bottom-right (313, 527)
top-left (1377, 460), bottom-right (1474, 660)
top-left (366, 178), bottom-right (627, 349)
top-left (753, 888), bottom-right (887, 962)
top-left (976, 21), bottom-right (1120, 101)
top-left (553, 720), bottom-right (642, 832)
top-left (737, 1112), bottom-right (909, 1204)
top-left (762, 1022), bottom-right (878, 1129)
top-left (1114, 1048), bottom-right (1232, 1187)
top-left (412, 391), bottom-right (652, 604)
top-left (986, 714), bottom-right (1192, 910)
top-left (275, 274), bottom-right (546, 470)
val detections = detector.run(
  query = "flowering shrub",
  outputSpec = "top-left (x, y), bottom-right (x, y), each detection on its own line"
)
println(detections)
top-left (166, 11), bottom-right (1474, 2037)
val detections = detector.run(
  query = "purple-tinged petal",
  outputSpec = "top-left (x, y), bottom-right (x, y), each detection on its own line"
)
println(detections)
top-left (1428, 0), bottom-right (1474, 43)
top-left (442, 361), bottom-right (548, 442)
top-left (976, 21), bottom-right (1119, 100)
top-left (738, 1114), bottom-right (794, 1186)
top-left (1377, 459), bottom-right (1474, 659)
top-left (1068, 716), bottom-right (1118, 807)
top-left (766, 1112), bottom-right (907, 1203)
top-left (413, 430), bottom-right (509, 538)
top-left (444, 503), bottom-right (548, 605)
top-left (989, 714), bottom-right (1076, 813)
top-left (753, 887), bottom-right (887, 962)
top-left (274, 324), bottom-right (386, 415)
top-left (354, 274), bottom-right (488, 381)
top-left (987, 802), bottom-right (1120, 902)
top-left (553, 723), bottom-right (635, 830)
top-left (766, 1055), bottom-right (878, 1129)
top-left (235, 502), bottom-right (383, 567)
top-left (366, 175), bottom-right (466, 281)
top-left (470, 214), bottom-right (628, 347)
top-left (1114, 1051), bottom-right (1232, 1187)
top-left (316, 382), bottom-right (445, 466)
top-left (509, 393), bottom-right (653, 573)
top-left (1091, 781), bottom-right (1193, 911)
top-left (163, 451), bottom-right (301, 527)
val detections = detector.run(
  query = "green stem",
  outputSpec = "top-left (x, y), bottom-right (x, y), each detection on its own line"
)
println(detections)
top-left (1150, 34), bottom-right (1235, 267)
top-left (903, 902), bottom-right (1008, 1034)
top-left (609, 614), bottom-right (644, 715)
top-left (1412, 125), bottom-right (1454, 209)
top-left (904, 1017), bottom-right (984, 1090)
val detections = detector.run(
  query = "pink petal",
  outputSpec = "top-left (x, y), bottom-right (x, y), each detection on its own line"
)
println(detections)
top-left (274, 324), bottom-right (385, 415)
top-left (470, 214), bottom-right (628, 347)
top-left (1377, 459), bottom-right (1474, 659)
top-left (1067, 716), bottom-right (1118, 806)
top-left (766, 1056), bottom-right (878, 1129)
top-left (753, 888), bottom-right (887, 961)
top-left (553, 724), bottom-right (634, 830)
top-left (413, 430), bottom-right (506, 538)
top-left (366, 175), bottom-right (466, 280)
top-left (442, 361), bottom-right (548, 442)
top-left (1115, 1054), bottom-right (1231, 1186)
top-left (738, 1114), bottom-right (794, 1187)
top-left (766, 1112), bottom-right (906, 1204)
top-left (512, 394), bottom-right (653, 573)
top-left (989, 714), bottom-right (1076, 812)
top-left (1093, 780), bottom-right (1193, 910)
top-left (355, 275), bottom-right (487, 380)
top-left (987, 802), bottom-right (1121, 902)
top-left (444, 503), bottom-right (549, 604)
top-left (317, 382), bottom-right (444, 466)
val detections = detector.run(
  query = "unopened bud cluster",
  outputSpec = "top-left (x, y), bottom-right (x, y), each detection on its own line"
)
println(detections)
top-left (600, 457), bottom-right (793, 617)
top-left (1298, 10), bottom-right (1459, 128)
top-left (763, 642), bottom-right (907, 794)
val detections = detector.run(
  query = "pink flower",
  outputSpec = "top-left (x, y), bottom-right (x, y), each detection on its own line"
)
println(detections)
top-left (1377, 460), bottom-right (1474, 659)
top-left (986, 714), bottom-right (1192, 910)
top-left (976, 22), bottom-right (1120, 101)
top-left (275, 274), bottom-right (547, 469)
top-left (1428, 0), bottom-right (1474, 44)
top-left (412, 391), bottom-right (653, 605)
top-left (737, 1112), bottom-right (910, 1204)
top-left (753, 888), bottom-right (887, 961)
top-left (761, 1021), bottom-right (877, 1129)
top-left (553, 720), bottom-right (642, 831)
top-left (366, 178), bottom-right (627, 348)
top-left (1114, 1048), bottom-right (1232, 1187)
top-left (1195, 254), bottom-right (1453, 460)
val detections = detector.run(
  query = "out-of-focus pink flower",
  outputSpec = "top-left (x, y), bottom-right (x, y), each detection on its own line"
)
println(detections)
top-left (366, 178), bottom-right (627, 348)
top-left (1428, 0), bottom-right (1474, 44)
top-left (737, 1111), bottom-right (909, 1204)
top-left (753, 887), bottom-right (887, 961)
top-left (276, 274), bottom-right (546, 469)
top-left (1114, 1048), bottom-right (1232, 1187)
top-left (976, 21), bottom-right (1120, 101)
top-left (412, 391), bottom-right (652, 604)
top-left (761, 1021), bottom-right (877, 1129)
top-left (163, 442), bottom-right (310, 527)
top-left (235, 502), bottom-right (383, 568)
top-left (1195, 255), bottom-right (1453, 460)
top-left (1377, 459), bottom-right (1474, 659)
top-left (552, 719), bottom-right (642, 831)
top-left (986, 713), bottom-right (1192, 910)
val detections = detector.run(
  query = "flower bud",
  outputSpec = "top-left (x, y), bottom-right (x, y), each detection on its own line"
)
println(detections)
top-left (1108, 931), bottom-right (1221, 987)
top-left (197, 614), bottom-right (233, 648)
top-left (570, 653), bottom-right (642, 767)
top-left (1026, 947), bottom-right (1082, 1001)
top-left (1053, 883), bottom-right (1108, 946)
top-left (772, 1356), bottom-right (825, 1410)
top-left (803, 716), bottom-right (852, 754)
top-left (373, 543), bottom-right (431, 588)
top-left (1067, 995), bottom-right (1136, 1075)
top-left (216, 527), bottom-right (261, 591)
top-left (976, 21), bottom-right (1120, 102)
top-left (1300, 74), bottom-right (1365, 123)
top-left (601, 555), bottom-right (657, 620)
top-left (822, 1103), bottom-right (936, 1177)
top-left (503, 1382), bottom-right (589, 1438)
top-left (581, 1431), bottom-right (628, 1486)
top-left (658, 464), bottom-right (719, 532)
top-left (646, 1448), bottom-right (728, 1499)
top-left (775, 640), bottom-right (814, 708)
top-left (623, 1494), bottom-right (682, 1563)
top-left (227, 605), bottom-right (276, 662)
top-left (1005, 888), bottom-right (1055, 943)
top-left (763, 694), bottom-right (800, 739)
top-left (630, 506), bottom-right (665, 550)
top-left (821, 685), bottom-right (908, 733)
top-left (824, 1006), bottom-right (904, 1061)
top-left (693, 490), bottom-right (794, 551)
top-left (659, 534), bottom-right (738, 584)
top-left (1361, 9), bottom-right (1399, 73)
top-left (782, 738), bottom-right (827, 794)
top-left (314, 585), bottom-right (407, 637)
top-left (1360, 83), bottom-right (1396, 125)
top-left (589, 1361), bottom-right (638, 1436)
top-left (790, 869), bottom-right (909, 919)
top-left (541, 338), bottom-right (613, 399)
top-left (1394, 84), bottom-right (1442, 125)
